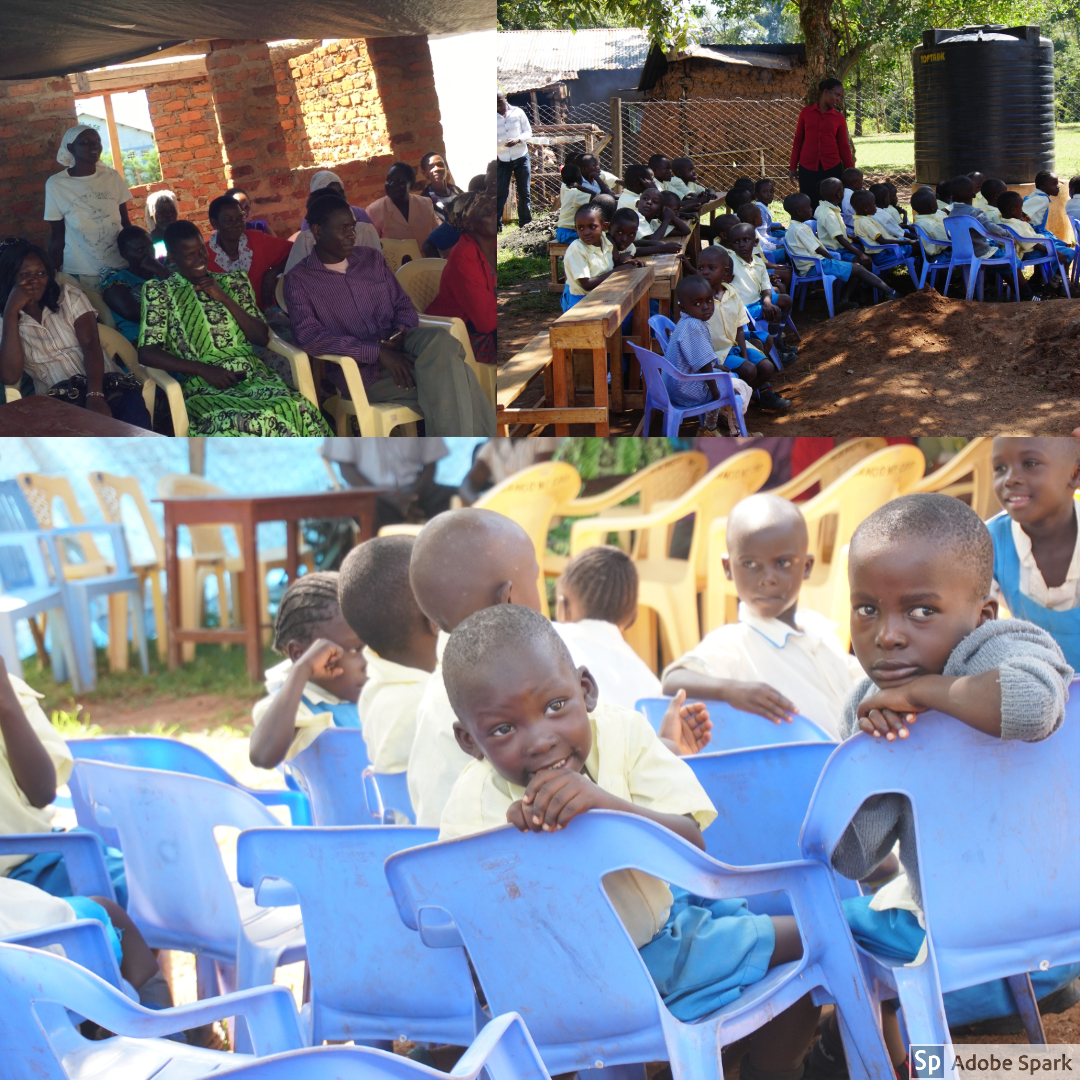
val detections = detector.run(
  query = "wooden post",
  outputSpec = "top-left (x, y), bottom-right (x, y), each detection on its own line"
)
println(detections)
top-left (189, 438), bottom-right (206, 475)
top-left (101, 93), bottom-right (124, 178)
top-left (610, 97), bottom-right (622, 179)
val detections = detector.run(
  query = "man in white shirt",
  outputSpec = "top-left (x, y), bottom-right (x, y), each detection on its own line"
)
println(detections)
top-left (497, 92), bottom-right (532, 228)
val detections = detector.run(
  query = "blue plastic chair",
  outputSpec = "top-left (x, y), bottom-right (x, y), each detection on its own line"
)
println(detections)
top-left (237, 825), bottom-right (480, 1046)
top-left (781, 235), bottom-right (837, 317)
top-left (996, 223), bottom-right (1072, 297)
top-left (195, 1012), bottom-right (555, 1080)
top-left (385, 811), bottom-right (894, 1080)
top-left (647, 313), bottom-right (675, 351)
top-left (911, 225), bottom-right (953, 290)
top-left (282, 728), bottom-right (384, 825)
top-left (630, 342), bottom-right (747, 438)
top-left (68, 736), bottom-right (311, 830)
top-left (1069, 216), bottom-right (1080, 290)
top-left (364, 767), bottom-right (416, 824)
top-left (634, 696), bottom-right (833, 748)
top-left (0, 941), bottom-right (303, 1080)
top-left (2, 919), bottom-right (125, 990)
top-left (801, 703), bottom-right (1080, 1070)
top-left (0, 831), bottom-right (117, 901)
top-left (942, 215), bottom-right (1021, 301)
top-left (71, 759), bottom-right (305, 1050)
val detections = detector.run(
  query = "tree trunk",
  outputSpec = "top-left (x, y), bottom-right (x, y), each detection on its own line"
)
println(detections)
top-left (798, 0), bottom-right (840, 104)
top-left (854, 63), bottom-right (863, 136)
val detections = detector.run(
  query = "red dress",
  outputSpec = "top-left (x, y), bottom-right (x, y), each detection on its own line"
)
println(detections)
top-left (206, 229), bottom-right (293, 310)
top-left (425, 233), bottom-right (497, 364)
top-left (790, 106), bottom-right (854, 172)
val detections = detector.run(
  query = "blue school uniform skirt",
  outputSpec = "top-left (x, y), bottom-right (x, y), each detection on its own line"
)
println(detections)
top-left (720, 345), bottom-right (768, 371)
top-left (820, 258), bottom-right (853, 282)
top-left (555, 227), bottom-right (579, 244)
top-left (986, 513), bottom-right (1080, 670)
top-left (561, 285), bottom-right (584, 312)
top-left (8, 826), bottom-right (128, 909)
top-left (843, 896), bottom-right (1080, 1027)
top-left (640, 887), bottom-right (776, 1021)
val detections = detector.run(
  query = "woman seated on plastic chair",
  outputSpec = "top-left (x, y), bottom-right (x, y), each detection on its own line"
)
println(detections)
top-left (0, 237), bottom-right (152, 426)
top-left (366, 162), bottom-right (440, 245)
top-left (136, 220), bottom-right (330, 436)
top-left (284, 195), bottom-right (495, 436)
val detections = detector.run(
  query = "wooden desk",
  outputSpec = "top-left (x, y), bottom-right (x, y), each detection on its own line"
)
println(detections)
top-left (0, 395), bottom-right (164, 436)
top-left (547, 241), bottom-right (568, 293)
top-left (159, 489), bottom-right (381, 681)
top-left (548, 264), bottom-right (654, 430)
top-left (641, 253), bottom-right (681, 317)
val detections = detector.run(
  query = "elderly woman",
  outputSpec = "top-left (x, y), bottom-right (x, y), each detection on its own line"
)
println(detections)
top-left (137, 220), bottom-right (330, 436)
top-left (789, 79), bottom-right (854, 209)
top-left (366, 162), bottom-right (439, 244)
top-left (425, 190), bottom-right (496, 365)
top-left (44, 125), bottom-right (132, 290)
top-left (205, 195), bottom-right (292, 310)
top-left (300, 171), bottom-right (373, 231)
top-left (145, 190), bottom-right (178, 241)
top-left (0, 238), bottom-right (151, 425)
top-left (416, 151), bottom-right (461, 219)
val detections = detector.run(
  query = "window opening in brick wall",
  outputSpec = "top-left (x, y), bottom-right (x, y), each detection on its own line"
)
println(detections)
top-left (75, 90), bottom-right (163, 186)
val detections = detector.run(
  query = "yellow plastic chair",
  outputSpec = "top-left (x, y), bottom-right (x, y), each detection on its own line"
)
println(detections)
top-left (770, 438), bottom-right (888, 501)
top-left (380, 238), bottom-right (423, 273)
top-left (4, 385), bottom-right (20, 401)
top-left (396, 258), bottom-right (446, 313)
top-left (571, 450), bottom-right (773, 666)
top-left (705, 444), bottom-right (927, 639)
top-left (157, 473), bottom-right (315, 648)
top-left (912, 437), bottom-right (999, 519)
top-left (57, 272), bottom-right (116, 330)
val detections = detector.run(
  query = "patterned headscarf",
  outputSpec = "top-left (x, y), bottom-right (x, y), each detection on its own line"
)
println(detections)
top-left (310, 170), bottom-right (343, 193)
top-left (145, 189), bottom-right (178, 230)
top-left (444, 190), bottom-right (486, 232)
top-left (56, 124), bottom-right (97, 167)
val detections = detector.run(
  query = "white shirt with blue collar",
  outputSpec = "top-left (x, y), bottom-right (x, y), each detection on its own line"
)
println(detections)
top-left (662, 603), bottom-right (863, 737)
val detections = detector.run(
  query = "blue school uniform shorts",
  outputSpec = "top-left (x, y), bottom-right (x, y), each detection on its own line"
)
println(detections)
top-left (843, 895), bottom-right (1080, 1027)
top-left (555, 227), bottom-right (579, 244)
top-left (64, 896), bottom-right (124, 965)
top-left (745, 300), bottom-right (765, 321)
top-left (820, 258), bottom-right (853, 282)
top-left (561, 284), bottom-right (584, 312)
top-left (721, 345), bottom-right (768, 371)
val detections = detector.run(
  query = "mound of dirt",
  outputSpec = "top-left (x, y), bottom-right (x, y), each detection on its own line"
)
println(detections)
top-left (499, 211), bottom-right (558, 257)
top-left (766, 288), bottom-right (1080, 435)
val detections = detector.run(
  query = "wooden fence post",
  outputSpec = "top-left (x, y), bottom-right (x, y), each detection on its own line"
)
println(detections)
top-left (610, 97), bottom-right (623, 178)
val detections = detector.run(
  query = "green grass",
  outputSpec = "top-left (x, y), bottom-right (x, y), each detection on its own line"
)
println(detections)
top-left (498, 222), bottom-right (551, 288)
top-left (851, 132), bottom-right (915, 175)
top-left (1055, 123), bottom-right (1080, 177)
top-left (504, 287), bottom-right (561, 315)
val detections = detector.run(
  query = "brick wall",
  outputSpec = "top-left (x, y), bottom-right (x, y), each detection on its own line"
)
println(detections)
top-left (0, 78), bottom-right (77, 247)
top-left (647, 58), bottom-right (810, 102)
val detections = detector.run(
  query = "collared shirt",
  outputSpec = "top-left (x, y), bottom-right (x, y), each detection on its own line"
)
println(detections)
top-left (662, 603), bottom-right (861, 737)
top-left (790, 105), bottom-right (854, 172)
top-left (1022, 192), bottom-right (1051, 230)
top-left (320, 436), bottom-right (447, 489)
top-left (1010, 499), bottom-right (1080, 610)
top-left (1000, 216), bottom-right (1042, 256)
top-left (497, 105), bottom-right (532, 161)
top-left (785, 218), bottom-right (821, 274)
top-left (666, 176), bottom-right (705, 199)
top-left (439, 702), bottom-right (716, 948)
top-left (853, 214), bottom-right (891, 253)
top-left (284, 247), bottom-right (419, 387)
top-left (730, 251), bottom-right (771, 307)
top-left (251, 658), bottom-right (353, 761)
top-left (284, 221), bottom-right (380, 275)
top-left (983, 206), bottom-right (1003, 225)
top-left (662, 314), bottom-right (717, 406)
top-left (0, 674), bottom-right (73, 877)
top-left (616, 190), bottom-right (652, 241)
top-left (814, 201), bottom-right (848, 249)
top-left (841, 188), bottom-right (857, 227)
top-left (937, 200), bottom-right (952, 213)
top-left (358, 649), bottom-right (432, 773)
top-left (913, 212), bottom-right (949, 256)
top-left (551, 620), bottom-right (662, 710)
top-left (873, 208), bottom-right (905, 239)
top-left (884, 205), bottom-right (903, 226)
top-left (1066, 195), bottom-right (1080, 221)
top-left (755, 200), bottom-right (774, 227)
top-left (366, 194), bottom-right (440, 245)
top-left (973, 192), bottom-right (989, 211)
top-left (563, 235), bottom-right (614, 296)
top-left (557, 185), bottom-right (592, 229)
top-left (15, 283), bottom-right (120, 395)
top-left (706, 282), bottom-right (751, 354)
top-left (206, 227), bottom-right (293, 310)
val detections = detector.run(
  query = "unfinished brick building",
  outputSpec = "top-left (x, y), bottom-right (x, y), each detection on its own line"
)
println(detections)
top-left (0, 35), bottom-right (448, 245)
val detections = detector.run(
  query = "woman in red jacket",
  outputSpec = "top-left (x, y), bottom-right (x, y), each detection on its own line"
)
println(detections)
top-left (789, 79), bottom-right (854, 208)
top-left (425, 189), bottom-right (496, 365)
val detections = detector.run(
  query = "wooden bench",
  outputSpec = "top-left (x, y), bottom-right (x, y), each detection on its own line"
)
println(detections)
top-left (547, 241), bottom-right (568, 293)
top-left (641, 252), bottom-right (682, 318)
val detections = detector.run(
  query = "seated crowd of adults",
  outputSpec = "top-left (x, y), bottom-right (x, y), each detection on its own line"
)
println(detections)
top-left (0, 123), bottom-right (496, 435)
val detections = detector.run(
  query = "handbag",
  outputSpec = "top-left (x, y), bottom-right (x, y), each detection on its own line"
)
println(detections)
top-left (47, 371), bottom-right (142, 408)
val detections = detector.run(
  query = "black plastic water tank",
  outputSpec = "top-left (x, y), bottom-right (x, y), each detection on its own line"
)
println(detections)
top-left (912, 25), bottom-right (1055, 185)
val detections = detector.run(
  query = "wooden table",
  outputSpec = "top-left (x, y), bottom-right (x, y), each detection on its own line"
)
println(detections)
top-left (158, 489), bottom-right (382, 681)
top-left (642, 253), bottom-right (682, 317)
top-left (548, 264), bottom-right (655, 429)
top-left (0, 395), bottom-right (164, 436)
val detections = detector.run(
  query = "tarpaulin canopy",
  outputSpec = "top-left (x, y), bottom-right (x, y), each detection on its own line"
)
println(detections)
top-left (1, 0), bottom-right (494, 80)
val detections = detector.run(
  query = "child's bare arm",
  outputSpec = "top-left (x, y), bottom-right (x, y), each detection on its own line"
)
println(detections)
top-left (576, 270), bottom-right (617, 291)
top-left (662, 667), bottom-right (797, 724)
top-left (856, 670), bottom-right (1003, 740)
top-left (836, 234), bottom-right (871, 265)
top-left (734, 325), bottom-right (747, 356)
top-left (507, 768), bottom-right (706, 849)
top-left (249, 639), bottom-right (345, 768)
top-left (0, 656), bottom-right (56, 807)
top-left (661, 208), bottom-right (692, 237)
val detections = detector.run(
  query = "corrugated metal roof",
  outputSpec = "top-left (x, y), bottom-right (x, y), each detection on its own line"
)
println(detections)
top-left (498, 28), bottom-right (650, 93)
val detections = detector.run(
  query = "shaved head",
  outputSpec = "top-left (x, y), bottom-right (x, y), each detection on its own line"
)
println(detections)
top-left (409, 508), bottom-right (542, 632)
top-left (726, 494), bottom-right (808, 554)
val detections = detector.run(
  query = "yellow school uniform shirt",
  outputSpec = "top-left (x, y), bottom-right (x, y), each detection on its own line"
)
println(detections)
top-left (563, 235), bottom-right (615, 296)
top-left (937, 200), bottom-right (952, 213)
top-left (853, 213), bottom-right (889, 253)
top-left (814, 201), bottom-right (848, 250)
top-left (983, 206), bottom-right (1002, 225)
top-left (784, 218), bottom-right (821, 275)
top-left (0, 674), bottom-right (72, 877)
top-left (1000, 216), bottom-right (1042, 256)
top-left (251, 658), bottom-right (342, 762)
top-left (707, 282), bottom-right (751, 353)
top-left (913, 211), bottom-right (949, 256)
top-left (556, 185), bottom-right (591, 230)
top-left (666, 176), bottom-right (705, 200)
top-left (885, 205), bottom-right (903, 226)
top-left (729, 251), bottom-right (771, 307)
top-left (439, 702), bottom-right (717, 948)
top-left (358, 649), bottom-right (431, 773)
top-left (973, 191), bottom-right (989, 211)
top-left (616, 190), bottom-right (652, 241)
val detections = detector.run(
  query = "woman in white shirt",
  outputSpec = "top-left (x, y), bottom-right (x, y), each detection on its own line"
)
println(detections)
top-left (44, 125), bottom-right (132, 289)
top-left (0, 238), bottom-right (151, 426)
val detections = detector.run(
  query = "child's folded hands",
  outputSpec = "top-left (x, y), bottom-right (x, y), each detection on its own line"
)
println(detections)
top-left (508, 769), bottom-right (615, 833)
top-left (857, 685), bottom-right (922, 740)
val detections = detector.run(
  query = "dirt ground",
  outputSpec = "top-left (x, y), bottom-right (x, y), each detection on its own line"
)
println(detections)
top-left (499, 273), bottom-right (1080, 436)
top-left (86, 692), bottom-right (259, 733)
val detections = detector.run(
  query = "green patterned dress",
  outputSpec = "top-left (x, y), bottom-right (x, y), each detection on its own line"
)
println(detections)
top-left (139, 270), bottom-right (330, 436)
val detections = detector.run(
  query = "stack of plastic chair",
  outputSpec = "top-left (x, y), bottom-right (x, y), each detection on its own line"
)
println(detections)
top-left (911, 224), bottom-right (953, 291)
top-left (942, 216), bottom-right (1021, 301)
top-left (782, 235), bottom-right (838, 317)
top-left (68, 736), bottom-right (311, 830)
top-left (770, 438), bottom-right (887, 501)
top-left (801, 701), bottom-right (1080, 1070)
top-left (238, 825), bottom-right (480, 1046)
top-left (71, 760), bottom-right (305, 1052)
top-left (635, 697), bottom-right (833, 748)
top-left (911, 437), bottom-right (999, 519)
top-left (386, 810), bottom-right (895, 1080)
top-left (0, 942), bottom-right (304, 1080)
top-left (704, 444), bottom-right (925, 639)
top-left (571, 449), bottom-right (772, 666)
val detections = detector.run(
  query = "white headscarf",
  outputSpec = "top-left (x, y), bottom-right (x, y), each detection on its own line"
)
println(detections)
top-left (145, 189), bottom-right (178, 230)
top-left (56, 124), bottom-right (97, 167)
top-left (310, 170), bottom-right (343, 193)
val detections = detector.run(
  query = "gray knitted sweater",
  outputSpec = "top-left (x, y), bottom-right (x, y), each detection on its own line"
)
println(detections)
top-left (831, 619), bottom-right (1072, 907)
